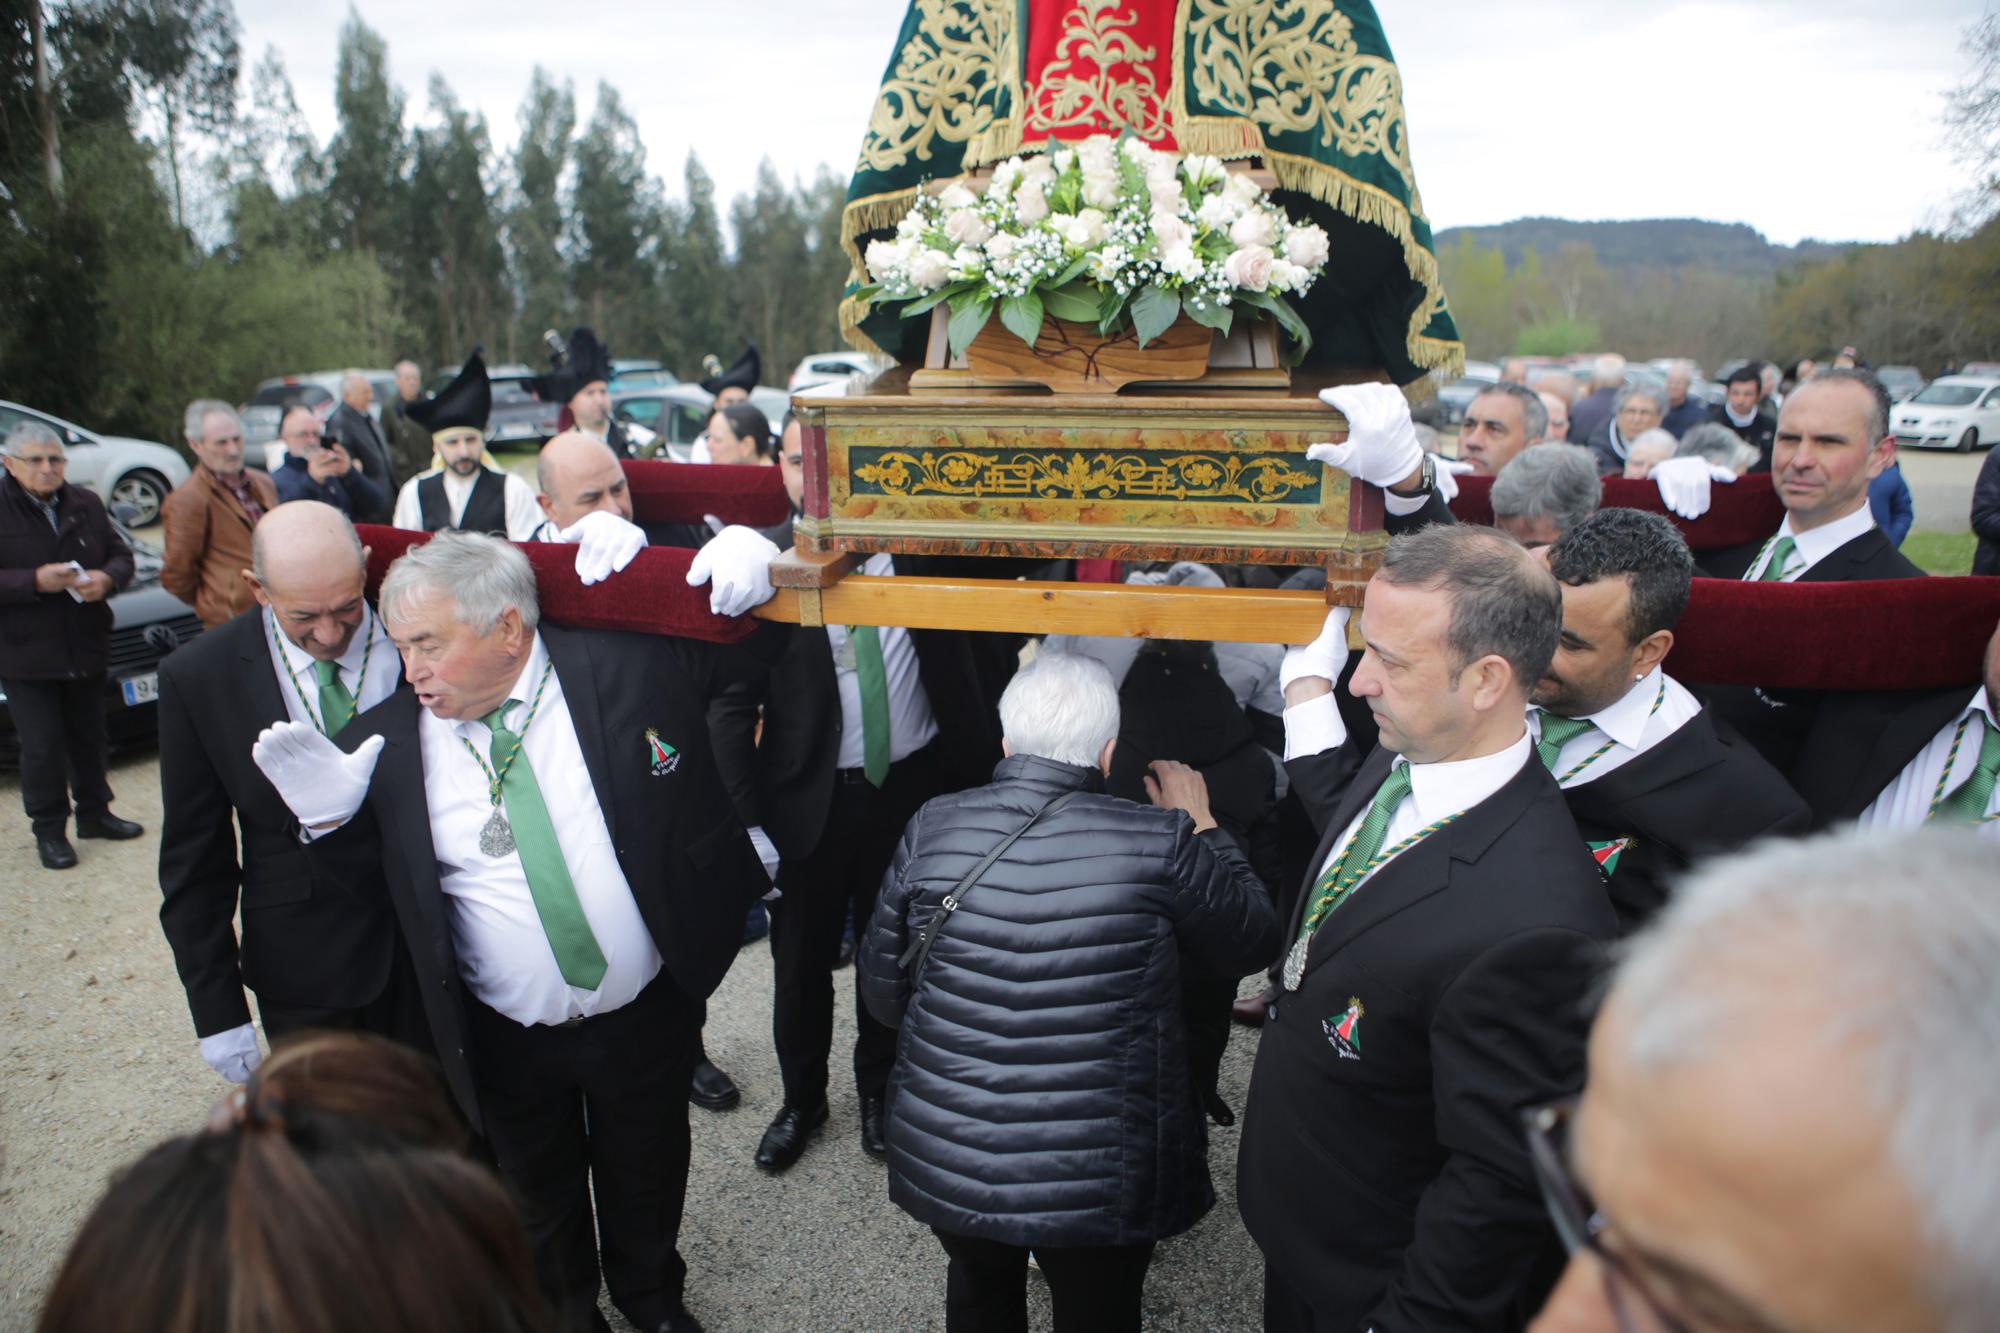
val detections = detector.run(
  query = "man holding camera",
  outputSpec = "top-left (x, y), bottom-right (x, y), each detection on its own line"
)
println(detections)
top-left (271, 404), bottom-right (388, 520)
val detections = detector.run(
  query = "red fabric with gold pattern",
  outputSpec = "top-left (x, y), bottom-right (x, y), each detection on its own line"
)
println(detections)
top-left (1447, 471), bottom-right (1784, 552)
top-left (356, 526), bottom-right (756, 645)
top-left (1022, 0), bottom-right (1181, 147)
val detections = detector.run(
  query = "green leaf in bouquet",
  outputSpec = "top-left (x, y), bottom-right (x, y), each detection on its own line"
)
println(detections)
top-left (898, 281), bottom-right (972, 320)
top-left (1182, 293), bottom-right (1233, 337)
top-left (1236, 290), bottom-right (1314, 365)
top-left (1130, 283), bottom-right (1181, 347)
top-left (999, 291), bottom-right (1045, 347)
top-left (852, 282), bottom-right (884, 304)
top-left (947, 285), bottom-right (989, 315)
top-left (947, 298), bottom-right (995, 358)
top-left (1039, 282), bottom-right (1102, 324)
top-left (1052, 253), bottom-right (1091, 287)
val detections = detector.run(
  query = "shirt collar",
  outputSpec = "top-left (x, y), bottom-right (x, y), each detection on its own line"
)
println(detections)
top-left (1724, 403), bottom-right (1758, 427)
top-left (269, 604), bottom-right (378, 683)
top-left (452, 632), bottom-right (548, 739)
top-left (1964, 687), bottom-right (1997, 731)
top-left (1403, 730), bottom-right (1531, 826)
top-left (1576, 667), bottom-right (1665, 751)
top-left (1778, 502), bottom-right (1876, 567)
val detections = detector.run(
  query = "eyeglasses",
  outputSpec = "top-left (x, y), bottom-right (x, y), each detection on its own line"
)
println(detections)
top-left (1523, 1099), bottom-right (1691, 1333)
top-left (10, 453), bottom-right (65, 467)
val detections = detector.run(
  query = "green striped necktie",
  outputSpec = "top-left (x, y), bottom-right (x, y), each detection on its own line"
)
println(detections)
top-left (484, 703), bottom-right (608, 989)
top-left (850, 625), bottom-right (892, 787)
top-left (313, 659), bottom-right (356, 735)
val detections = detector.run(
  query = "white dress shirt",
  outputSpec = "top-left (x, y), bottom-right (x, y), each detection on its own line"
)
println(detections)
top-left (1284, 691), bottom-right (1531, 892)
top-left (1742, 504), bottom-right (1876, 581)
top-left (1723, 403), bottom-right (1760, 429)
top-left (264, 605), bottom-right (400, 730)
top-left (418, 634), bottom-right (662, 1025)
top-left (1858, 687), bottom-right (2000, 838)
top-left (1528, 668), bottom-right (1703, 788)
top-left (391, 467), bottom-right (545, 541)
top-left (829, 552), bottom-right (938, 770)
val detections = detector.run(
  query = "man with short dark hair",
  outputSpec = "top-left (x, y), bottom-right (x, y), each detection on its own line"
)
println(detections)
top-left (0, 421), bottom-right (140, 869)
top-left (271, 403), bottom-right (387, 519)
top-left (1708, 363), bottom-right (1778, 472)
top-left (1239, 524), bottom-right (1616, 1331)
top-left (1459, 382), bottom-right (1549, 476)
top-left (1699, 368), bottom-right (1925, 771)
top-left (1536, 509), bottom-right (1810, 928)
top-left (1492, 442), bottom-right (1601, 548)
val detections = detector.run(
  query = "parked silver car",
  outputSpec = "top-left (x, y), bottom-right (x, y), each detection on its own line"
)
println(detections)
top-left (240, 370), bottom-right (399, 451)
top-left (0, 400), bottom-right (190, 525)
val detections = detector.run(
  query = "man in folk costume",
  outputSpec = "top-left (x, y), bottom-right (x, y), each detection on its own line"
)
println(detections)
top-left (391, 350), bottom-right (543, 541)
top-left (537, 326), bottom-right (635, 459)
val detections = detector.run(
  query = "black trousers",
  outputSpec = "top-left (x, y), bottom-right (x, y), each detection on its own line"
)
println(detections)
top-left (770, 744), bottom-right (941, 1107)
top-left (464, 972), bottom-right (698, 1333)
top-left (3, 675), bottom-right (113, 837)
top-left (932, 1228), bottom-right (1156, 1333)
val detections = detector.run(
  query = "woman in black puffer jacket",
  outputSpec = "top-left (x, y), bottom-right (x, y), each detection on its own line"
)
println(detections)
top-left (859, 650), bottom-right (1280, 1332)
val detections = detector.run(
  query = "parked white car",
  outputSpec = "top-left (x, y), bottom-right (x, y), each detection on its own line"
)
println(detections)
top-left (1892, 376), bottom-right (2000, 453)
top-left (787, 351), bottom-right (881, 392)
top-left (0, 400), bottom-right (190, 525)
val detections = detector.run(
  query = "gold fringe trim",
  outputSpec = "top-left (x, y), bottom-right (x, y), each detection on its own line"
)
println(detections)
top-left (1173, 118), bottom-right (1266, 158)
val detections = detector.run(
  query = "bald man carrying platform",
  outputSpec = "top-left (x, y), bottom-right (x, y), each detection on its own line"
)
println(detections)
top-left (157, 501), bottom-right (421, 1085)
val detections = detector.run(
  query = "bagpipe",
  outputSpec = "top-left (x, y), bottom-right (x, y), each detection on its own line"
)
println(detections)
top-left (357, 461), bottom-right (1997, 692)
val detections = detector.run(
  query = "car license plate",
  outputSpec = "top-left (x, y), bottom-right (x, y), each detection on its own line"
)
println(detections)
top-left (120, 673), bottom-right (159, 706)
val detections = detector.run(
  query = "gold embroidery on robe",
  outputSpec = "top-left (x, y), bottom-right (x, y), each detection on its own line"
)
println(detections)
top-left (857, 0), bottom-right (1017, 175)
top-left (1025, 0), bottom-right (1172, 141)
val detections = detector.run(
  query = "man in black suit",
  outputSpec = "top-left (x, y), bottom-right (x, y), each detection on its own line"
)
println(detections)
top-left (1535, 508), bottom-right (1810, 930)
top-left (1707, 363), bottom-right (1778, 472)
top-left (1697, 368), bottom-right (1926, 771)
top-left (250, 527), bottom-right (783, 1333)
top-left (323, 372), bottom-right (397, 523)
top-left (1790, 618), bottom-right (1999, 835)
top-left (1238, 524), bottom-right (1617, 1332)
top-left (156, 501), bottom-right (412, 1083)
top-left (708, 550), bottom-right (1021, 1172)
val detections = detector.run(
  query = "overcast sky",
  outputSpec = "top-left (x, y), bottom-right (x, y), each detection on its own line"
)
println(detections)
top-left (236, 0), bottom-right (1986, 246)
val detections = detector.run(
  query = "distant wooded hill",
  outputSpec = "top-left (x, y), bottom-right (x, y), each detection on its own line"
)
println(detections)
top-left (1433, 218), bottom-right (1855, 279)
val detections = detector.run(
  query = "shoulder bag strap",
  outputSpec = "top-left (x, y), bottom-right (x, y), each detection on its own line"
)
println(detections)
top-left (898, 789), bottom-right (1080, 977)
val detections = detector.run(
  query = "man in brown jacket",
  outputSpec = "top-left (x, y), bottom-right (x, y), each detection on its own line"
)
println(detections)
top-left (161, 400), bottom-right (277, 627)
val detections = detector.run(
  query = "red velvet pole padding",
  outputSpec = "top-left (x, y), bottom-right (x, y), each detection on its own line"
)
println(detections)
top-left (1448, 472), bottom-right (1784, 552)
top-left (1668, 577), bottom-right (2000, 690)
top-left (624, 461), bottom-right (790, 528)
top-left (356, 525), bottom-right (756, 645)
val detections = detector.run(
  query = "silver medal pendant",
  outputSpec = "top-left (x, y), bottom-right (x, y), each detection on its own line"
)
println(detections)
top-left (1281, 936), bottom-right (1309, 991)
top-left (479, 806), bottom-right (515, 857)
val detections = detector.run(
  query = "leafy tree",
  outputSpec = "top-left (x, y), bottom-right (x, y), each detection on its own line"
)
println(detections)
top-left (568, 82), bottom-right (661, 354)
top-left (407, 76), bottom-right (506, 363)
top-left (657, 151), bottom-right (729, 376)
top-left (504, 66), bottom-right (574, 363)
top-left (321, 6), bottom-right (406, 257)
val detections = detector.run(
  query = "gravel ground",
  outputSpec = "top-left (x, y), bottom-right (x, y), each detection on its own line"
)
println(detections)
top-left (0, 753), bottom-right (1271, 1331)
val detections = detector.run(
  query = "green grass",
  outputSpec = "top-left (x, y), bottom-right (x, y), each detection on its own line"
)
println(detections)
top-left (1902, 530), bottom-right (1976, 575)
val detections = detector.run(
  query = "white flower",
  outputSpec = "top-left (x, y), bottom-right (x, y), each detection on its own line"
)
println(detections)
top-left (984, 231), bottom-right (1022, 274)
top-left (1148, 177), bottom-right (1185, 216)
top-left (938, 183), bottom-right (977, 211)
top-left (908, 247), bottom-right (953, 291)
top-left (944, 208), bottom-right (994, 247)
top-left (1182, 154), bottom-right (1226, 190)
top-left (1055, 208), bottom-right (1108, 248)
top-left (1087, 244), bottom-right (1130, 282)
top-left (1013, 178), bottom-right (1050, 223)
top-left (1121, 137), bottom-right (1154, 165)
top-left (1077, 134), bottom-right (1117, 174)
top-left (896, 210), bottom-right (928, 241)
top-left (1195, 194), bottom-right (1240, 229)
top-left (1152, 213), bottom-right (1193, 253)
top-left (1081, 168), bottom-right (1121, 209)
top-left (1284, 223), bottom-right (1330, 271)
top-left (1053, 147), bottom-right (1076, 174)
top-left (864, 238), bottom-right (903, 282)
top-left (1223, 244), bottom-right (1274, 292)
top-left (1268, 257), bottom-right (1308, 293)
top-left (990, 157), bottom-right (1023, 195)
top-left (1222, 172), bottom-right (1263, 208)
top-left (950, 245), bottom-right (985, 275)
top-left (1229, 209), bottom-right (1276, 249)
top-left (1160, 244), bottom-right (1204, 283)
top-left (1020, 154), bottom-right (1057, 186)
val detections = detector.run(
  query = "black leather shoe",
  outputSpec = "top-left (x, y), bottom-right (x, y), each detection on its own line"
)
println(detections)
top-left (753, 1099), bottom-right (829, 1172)
top-left (648, 1304), bottom-right (705, 1333)
top-left (75, 813), bottom-right (142, 840)
top-left (37, 835), bottom-right (77, 870)
top-left (688, 1059), bottom-right (740, 1111)
top-left (859, 1093), bottom-right (888, 1160)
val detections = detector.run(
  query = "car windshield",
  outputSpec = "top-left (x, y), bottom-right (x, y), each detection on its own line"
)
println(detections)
top-left (249, 383), bottom-right (331, 408)
top-left (1911, 384), bottom-right (1982, 406)
top-left (492, 378), bottom-right (540, 405)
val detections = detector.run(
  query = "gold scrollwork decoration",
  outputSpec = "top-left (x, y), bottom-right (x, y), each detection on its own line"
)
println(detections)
top-left (854, 450), bottom-right (1323, 504)
top-left (1025, 0), bottom-right (1171, 141)
top-left (857, 0), bottom-right (1016, 175)
top-left (1185, 0), bottom-right (1413, 193)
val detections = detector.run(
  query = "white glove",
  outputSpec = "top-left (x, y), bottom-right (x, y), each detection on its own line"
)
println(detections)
top-left (1431, 453), bottom-right (1474, 504)
top-left (1650, 455), bottom-right (1736, 520)
top-left (1308, 384), bottom-right (1422, 489)
top-left (746, 825), bottom-right (781, 884)
top-left (251, 720), bottom-right (383, 829)
top-left (1279, 607), bottom-right (1351, 692)
top-left (560, 509), bottom-right (649, 585)
top-left (686, 524), bottom-right (781, 617)
top-left (199, 1022), bottom-right (262, 1084)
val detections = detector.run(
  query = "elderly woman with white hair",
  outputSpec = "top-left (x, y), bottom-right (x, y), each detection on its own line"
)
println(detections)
top-left (859, 649), bottom-right (1279, 1332)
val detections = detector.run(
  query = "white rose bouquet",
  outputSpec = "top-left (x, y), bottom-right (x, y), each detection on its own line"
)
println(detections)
top-left (854, 133), bottom-right (1330, 364)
